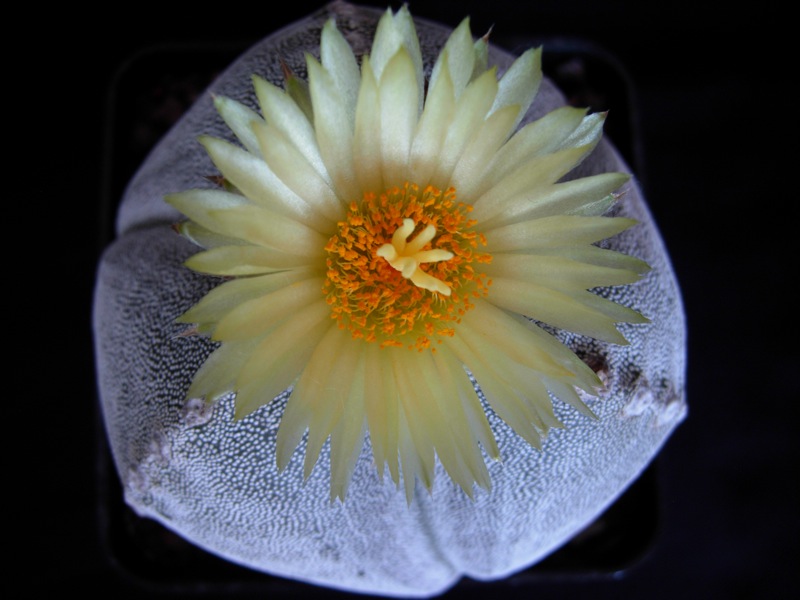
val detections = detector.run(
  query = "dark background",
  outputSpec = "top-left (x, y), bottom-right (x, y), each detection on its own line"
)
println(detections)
top-left (20, 0), bottom-right (794, 598)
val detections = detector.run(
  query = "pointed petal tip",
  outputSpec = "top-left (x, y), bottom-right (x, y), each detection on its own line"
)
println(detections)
top-left (251, 72), bottom-right (264, 85)
top-left (581, 401), bottom-right (600, 420)
top-left (275, 447), bottom-right (291, 472)
top-left (278, 58), bottom-right (295, 83)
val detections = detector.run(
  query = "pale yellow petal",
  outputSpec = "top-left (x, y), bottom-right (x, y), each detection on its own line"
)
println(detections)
top-left (397, 401), bottom-right (424, 504)
top-left (200, 136), bottom-right (330, 231)
top-left (329, 351), bottom-right (368, 502)
top-left (177, 221), bottom-right (245, 250)
top-left (301, 330), bottom-right (361, 478)
top-left (439, 348), bottom-right (500, 460)
top-left (275, 324), bottom-right (342, 470)
top-left (543, 376), bottom-right (597, 419)
top-left (234, 300), bottom-right (332, 419)
top-left (484, 215), bottom-right (638, 253)
top-left (363, 342), bottom-right (400, 482)
top-left (487, 277), bottom-right (631, 344)
top-left (353, 55), bottom-right (385, 195)
top-left (284, 71), bottom-right (314, 122)
top-left (428, 349), bottom-right (493, 492)
top-left (252, 120), bottom-right (343, 225)
top-left (492, 359), bottom-right (564, 431)
top-left (178, 268), bottom-right (317, 328)
top-left (207, 204), bottom-right (328, 257)
top-left (185, 337), bottom-right (261, 403)
top-left (473, 106), bottom-right (588, 199)
top-left (444, 332), bottom-right (544, 449)
top-left (490, 47), bottom-right (542, 131)
top-left (483, 254), bottom-right (643, 291)
top-left (449, 315), bottom-right (588, 442)
top-left (252, 75), bottom-right (329, 184)
top-left (479, 172), bottom-right (629, 228)
top-left (213, 95), bottom-right (263, 156)
top-left (471, 145), bottom-right (596, 224)
top-left (429, 67), bottom-right (499, 189)
top-left (393, 352), bottom-right (436, 492)
top-left (409, 54), bottom-right (455, 189)
top-left (379, 47), bottom-right (418, 186)
top-left (562, 111), bottom-right (607, 148)
top-left (166, 188), bottom-right (248, 233)
top-left (274, 327), bottom-right (368, 489)
top-left (571, 290), bottom-right (651, 325)
top-left (320, 18), bottom-right (360, 121)
top-left (370, 5), bottom-right (423, 111)
top-left (214, 277), bottom-right (325, 341)
top-left (450, 104), bottom-right (519, 198)
top-left (472, 32), bottom-right (489, 78)
top-left (532, 244), bottom-right (651, 274)
top-left (457, 299), bottom-right (574, 378)
top-left (369, 8), bottom-right (403, 79)
top-left (396, 350), bottom-right (467, 492)
top-left (428, 18), bottom-right (475, 99)
top-left (468, 112), bottom-right (608, 223)
top-left (184, 245), bottom-right (313, 276)
top-left (307, 55), bottom-right (359, 201)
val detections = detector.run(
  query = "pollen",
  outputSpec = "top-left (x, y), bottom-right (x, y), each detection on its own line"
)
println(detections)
top-left (323, 182), bottom-right (492, 351)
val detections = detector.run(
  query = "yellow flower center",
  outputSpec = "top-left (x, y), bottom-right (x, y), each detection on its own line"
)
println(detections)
top-left (324, 182), bottom-right (492, 351)
top-left (376, 219), bottom-right (454, 296)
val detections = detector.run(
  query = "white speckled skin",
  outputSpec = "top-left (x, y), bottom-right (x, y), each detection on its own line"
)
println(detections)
top-left (93, 2), bottom-right (686, 597)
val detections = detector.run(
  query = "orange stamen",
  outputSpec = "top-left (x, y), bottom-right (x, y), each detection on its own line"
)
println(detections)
top-left (323, 182), bottom-right (492, 351)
